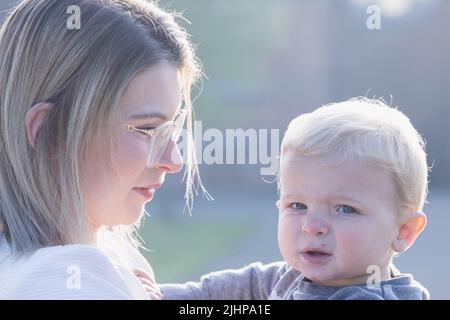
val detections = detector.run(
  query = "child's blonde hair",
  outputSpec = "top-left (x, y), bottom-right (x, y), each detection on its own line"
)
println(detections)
top-left (281, 97), bottom-right (429, 213)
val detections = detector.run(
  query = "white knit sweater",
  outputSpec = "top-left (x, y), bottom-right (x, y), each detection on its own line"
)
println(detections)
top-left (0, 232), bottom-right (153, 300)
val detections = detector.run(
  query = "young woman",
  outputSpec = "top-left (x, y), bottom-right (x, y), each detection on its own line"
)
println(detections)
top-left (0, 0), bottom-right (204, 299)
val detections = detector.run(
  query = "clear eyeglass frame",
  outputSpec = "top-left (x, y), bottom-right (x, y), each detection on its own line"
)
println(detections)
top-left (124, 108), bottom-right (186, 136)
top-left (123, 108), bottom-right (187, 166)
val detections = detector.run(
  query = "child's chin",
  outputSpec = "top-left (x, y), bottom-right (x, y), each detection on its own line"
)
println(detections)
top-left (301, 269), bottom-right (334, 284)
top-left (289, 263), bottom-right (328, 283)
top-left (304, 274), bottom-right (327, 283)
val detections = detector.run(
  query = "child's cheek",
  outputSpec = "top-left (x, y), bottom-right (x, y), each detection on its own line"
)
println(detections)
top-left (278, 214), bottom-right (299, 254)
top-left (335, 226), bottom-right (372, 260)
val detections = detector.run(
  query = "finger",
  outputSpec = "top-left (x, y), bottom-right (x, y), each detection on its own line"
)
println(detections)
top-left (134, 269), bottom-right (155, 282)
top-left (148, 292), bottom-right (162, 300)
top-left (143, 286), bottom-right (163, 299)
top-left (147, 286), bottom-right (162, 295)
top-left (138, 277), bottom-right (159, 289)
top-left (134, 273), bottom-right (157, 287)
top-left (144, 285), bottom-right (162, 296)
top-left (133, 269), bottom-right (150, 278)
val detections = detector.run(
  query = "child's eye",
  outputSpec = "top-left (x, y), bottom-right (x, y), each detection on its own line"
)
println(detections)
top-left (290, 202), bottom-right (307, 210)
top-left (336, 205), bottom-right (359, 215)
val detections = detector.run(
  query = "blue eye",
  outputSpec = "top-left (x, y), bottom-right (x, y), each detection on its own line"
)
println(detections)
top-left (290, 203), bottom-right (307, 210)
top-left (336, 205), bottom-right (359, 215)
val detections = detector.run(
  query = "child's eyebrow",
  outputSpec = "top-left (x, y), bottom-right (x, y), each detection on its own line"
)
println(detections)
top-left (280, 193), bottom-right (367, 207)
top-left (333, 193), bottom-right (366, 206)
top-left (279, 194), bottom-right (306, 202)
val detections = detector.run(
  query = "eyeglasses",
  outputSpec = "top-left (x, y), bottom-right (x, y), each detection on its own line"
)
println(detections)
top-left (123, 108), bottom-right (187, 166)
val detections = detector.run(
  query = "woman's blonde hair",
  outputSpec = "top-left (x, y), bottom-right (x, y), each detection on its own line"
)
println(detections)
top-left (281, 97), bottom-right (429, 213)
top-left (0, 0), bottom-right (205, 254)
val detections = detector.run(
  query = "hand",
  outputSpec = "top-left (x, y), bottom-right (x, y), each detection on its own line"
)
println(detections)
top-left (133, 269), bottom-right (163, 300)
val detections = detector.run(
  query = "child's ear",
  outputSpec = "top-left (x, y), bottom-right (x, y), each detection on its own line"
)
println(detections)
top-left (276, 200), bottom-right (280, 209)
top-left (392, 211), bottom-right (427, 253)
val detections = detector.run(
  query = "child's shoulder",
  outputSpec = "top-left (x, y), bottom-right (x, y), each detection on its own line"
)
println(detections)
top-left (381, 273), bottom-right (430, 300)
top-left (329, 274), bottom-right (430, 300)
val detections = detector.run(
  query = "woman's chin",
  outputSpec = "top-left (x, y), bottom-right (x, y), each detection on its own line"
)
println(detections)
top-left (124, 209), bottom-right (145, 225)
top-left (113, 206), bottom-right (145, 226)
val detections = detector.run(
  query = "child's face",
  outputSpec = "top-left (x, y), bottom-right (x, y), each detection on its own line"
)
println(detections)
top-left (277, 152), bottom-right (400, 286)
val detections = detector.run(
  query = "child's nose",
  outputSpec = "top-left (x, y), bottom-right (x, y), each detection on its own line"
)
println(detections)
top-left (302, 213), bottom-right (328, 235)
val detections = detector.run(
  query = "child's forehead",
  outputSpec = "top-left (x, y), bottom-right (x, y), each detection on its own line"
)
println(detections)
top-left (279, 154), bottom-right (397, 203)
top-left (281, 152), bottom-right (358, 170)
top-left (280, 154), bottom-right (383, 183)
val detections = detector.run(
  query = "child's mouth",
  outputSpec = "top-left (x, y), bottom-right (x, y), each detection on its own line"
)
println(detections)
top-left (307, 251), bottom-right (328, 256)
top-left (301, 249), bottom-right (332, 265)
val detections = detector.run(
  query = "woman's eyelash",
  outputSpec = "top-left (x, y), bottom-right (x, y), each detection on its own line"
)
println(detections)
top-left (138, 126), bottom-right (157, 131)
top-left (137, 126), bottom-right (158, 134)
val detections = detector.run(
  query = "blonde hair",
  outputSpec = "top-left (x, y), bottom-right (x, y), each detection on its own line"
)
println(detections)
top-left (281, 97), bottom-right (429, 213)
top-left (0, 0), bottom-right (205, 254)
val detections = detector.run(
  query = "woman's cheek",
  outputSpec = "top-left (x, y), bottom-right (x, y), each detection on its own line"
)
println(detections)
top-left (116, 134), bottom-right (149, 170)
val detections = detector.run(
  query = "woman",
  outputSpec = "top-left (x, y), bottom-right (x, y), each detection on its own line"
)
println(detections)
top-left (0, 0), bottom-right (204, 299)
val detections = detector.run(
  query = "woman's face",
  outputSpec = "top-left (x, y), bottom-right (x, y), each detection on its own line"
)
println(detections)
top-left (81, 62), bottom-right (183, 231)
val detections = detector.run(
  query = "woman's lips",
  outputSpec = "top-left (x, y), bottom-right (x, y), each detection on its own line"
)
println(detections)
top-left (133, 187), bottom-right (155, 200)
top-left (133, 184), bottom-right (160, 201)
top-left (300, 249), bottom-right (332, 265)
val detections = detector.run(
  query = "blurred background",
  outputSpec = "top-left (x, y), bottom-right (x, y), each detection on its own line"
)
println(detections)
top-left (1, 0), bottom-right (449, 298)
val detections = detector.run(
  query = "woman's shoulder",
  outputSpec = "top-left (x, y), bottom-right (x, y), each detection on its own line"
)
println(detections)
top-left (0, 239), bottom-right (132, 299)
top-left (99, 230), bottom-right (155, 277)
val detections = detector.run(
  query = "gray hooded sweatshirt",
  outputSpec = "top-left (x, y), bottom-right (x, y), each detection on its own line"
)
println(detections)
top-left (161, 261), bottom-right (429, 300)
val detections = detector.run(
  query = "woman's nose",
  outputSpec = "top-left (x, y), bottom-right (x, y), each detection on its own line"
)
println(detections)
top-left (302, 213), bottom-right (328, 236)
top-left (156, 140), bottom-right (183, 173)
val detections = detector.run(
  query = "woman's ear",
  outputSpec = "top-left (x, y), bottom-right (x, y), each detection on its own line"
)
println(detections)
top-left (392, 211), bottom-right (427, 253)
top-left (25, 102), bottom-right (54, 149)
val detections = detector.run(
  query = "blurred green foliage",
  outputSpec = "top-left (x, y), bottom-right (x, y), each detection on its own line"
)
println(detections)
top-left (160, 0), bottom-right (286, 126)
top-left (139, 213), bottom-right (255, 282)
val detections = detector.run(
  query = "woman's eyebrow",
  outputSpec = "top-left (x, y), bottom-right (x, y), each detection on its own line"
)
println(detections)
top-left (129, 111), bottom-right (169, 121)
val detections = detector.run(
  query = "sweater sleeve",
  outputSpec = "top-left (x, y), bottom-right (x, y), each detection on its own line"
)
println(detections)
top-left (161, 261), bottom-right (287, 300)
top-left (12, 245), bottom-right (133, 300)
top-left (328, 286), bottom-right (385, 300)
